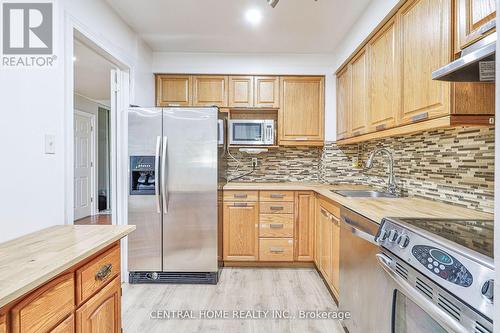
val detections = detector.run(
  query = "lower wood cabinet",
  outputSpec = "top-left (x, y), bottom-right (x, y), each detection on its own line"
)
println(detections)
top-left (51, 315), bottom-right (74, 333)
top-left (259, 239), bottom-right (294, 261)
top-left (0, 314), bottom-right (7, 333)
top-left (223, 202), bottom-right (259, 261)
top-left (295, 192), bottom-right (315, 261)
top-left (319, 207), bottom-right (333, 285)
top-left (75, 277), bottom-right (121, 333)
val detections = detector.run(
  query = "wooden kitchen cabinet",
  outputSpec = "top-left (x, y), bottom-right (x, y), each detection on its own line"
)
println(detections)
top-left (254, 76), bottom-right (280, 108)
top-left (75, 277), bottom-right (121, 333)
top-left (156, 75), bottom-right (192, 106)
top-left (223, 201), bottom-right (259, 261)
top-left (295, 192), bottom-right (315, 262)
top-left (0, 314), bottom-right (6, 333)
top-left (350, 48), bottom-right (369, 136)
top-left (367, 16), bottom-right (399, 132)
top-left (319, 206), bottom-right (333, 286)
top-left (456, 0), bottom-right (496, 52)
top-left (279, 76), bottom-right (325, 146)
top-left (51, 314), bottom-right (74, 333)
top-left (336, 66), bottom-right (351, 141)
top-left (317, 198), bottom-right (340, 298)
top-left (192, 75), bottom-right (228, 107)
top-left (229, 76), bottom-right (254, 108)
top-left (398, 0), bottom-right (451, 125)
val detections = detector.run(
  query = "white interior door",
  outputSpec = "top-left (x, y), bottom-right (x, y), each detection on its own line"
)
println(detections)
top-left (74, 111), bottom-right (95, 220)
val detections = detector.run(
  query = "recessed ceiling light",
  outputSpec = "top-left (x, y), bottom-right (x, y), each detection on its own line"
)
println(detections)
top-left (245, 9), bottom-right (262, 25)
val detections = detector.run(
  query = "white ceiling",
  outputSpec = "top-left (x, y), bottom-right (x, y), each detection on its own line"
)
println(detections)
top-left (106, 0), bottom-right (371, 54)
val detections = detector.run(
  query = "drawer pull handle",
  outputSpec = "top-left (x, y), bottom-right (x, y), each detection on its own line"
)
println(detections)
top-left (270, 223), bottom-right (284, 229)
top-left (270, 206), bottom-right (284, 211)
top-left (270, 247), bottom-right (284, 253)
top-left (234, 202), bottom-right (248, 207)
top-left (95, 263), bottom-right (113, 281)
top-left (270, 194), bottom-right (285, 199)
top-left (376, 124), bottom-right (386, 131)
top-left (234, 194), bottom-right (248, 198)
top-left (411, 112), bottom-right (428, 123)
top-left (478, 19), bottom-right (496, 35)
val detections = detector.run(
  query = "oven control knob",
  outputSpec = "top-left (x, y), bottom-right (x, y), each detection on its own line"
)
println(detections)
top-left (388, 230), bottom-right (398, 242)
top-left (397, 235), bottom-right (410, 248)
top-left (481, 279), bottom-right (494, 302)
top-left (377, 229), bottom-right (388, 243)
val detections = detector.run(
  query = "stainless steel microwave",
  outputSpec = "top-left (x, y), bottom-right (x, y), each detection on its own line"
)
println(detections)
top-left (228, 120), bottom-right (275, 145)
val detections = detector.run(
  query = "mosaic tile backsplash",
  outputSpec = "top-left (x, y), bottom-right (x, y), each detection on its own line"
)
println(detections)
top-left (226, 127), bottom-right (495, 213)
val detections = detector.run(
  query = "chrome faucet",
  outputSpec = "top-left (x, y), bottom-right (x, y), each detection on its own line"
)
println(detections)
top-left (365, 148), bottom-right (398, 195)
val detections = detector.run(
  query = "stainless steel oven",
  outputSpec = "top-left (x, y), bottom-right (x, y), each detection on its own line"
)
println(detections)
top-left (228, 119), bottom-right (275, 145)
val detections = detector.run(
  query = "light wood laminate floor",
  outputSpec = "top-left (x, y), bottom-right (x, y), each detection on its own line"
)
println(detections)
top-left (122, 268), bottom-right (344, 333)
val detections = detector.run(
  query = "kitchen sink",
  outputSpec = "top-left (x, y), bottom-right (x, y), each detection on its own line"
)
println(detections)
top-left (332, 190), bottom-right (398, 198)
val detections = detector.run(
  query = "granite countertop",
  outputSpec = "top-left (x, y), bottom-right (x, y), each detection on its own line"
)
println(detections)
top-left (0, 225), bottom-right (135, 309)
top-left (224, 182), bottom-right (493, 222)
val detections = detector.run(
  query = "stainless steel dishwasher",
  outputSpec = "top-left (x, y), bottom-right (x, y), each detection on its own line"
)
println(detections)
top-left (339, 207), bottom-right (395, 333)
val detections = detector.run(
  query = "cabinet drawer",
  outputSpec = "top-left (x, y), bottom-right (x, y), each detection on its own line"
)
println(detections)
top-left (76, 245), bottom-right (120, 305)
top-left (11, 273), bottom-right (74, 333)
top-left (224, 191), bottom-right (258, 202)
top-left (259, 191), bottom-right (294, 202)
top-left (260, 202), bottom-right (294, 214)
top-left (260, 214), bottom-right (294, 237)
top-left (259, 239), bottom-right (294, 261)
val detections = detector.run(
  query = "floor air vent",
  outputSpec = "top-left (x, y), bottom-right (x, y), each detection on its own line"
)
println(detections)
top-left (129, 271), bottom-right (219, 285)
top-left (437, 294), bottom-right (461, 321)
top-left (475, 321), bottom-right (492, 333)
top-left (415, 278), bottom-right (433, 299)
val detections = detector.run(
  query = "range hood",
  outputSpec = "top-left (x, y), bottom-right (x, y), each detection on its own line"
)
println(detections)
top-left (432, 30), bottom-right (496, 82)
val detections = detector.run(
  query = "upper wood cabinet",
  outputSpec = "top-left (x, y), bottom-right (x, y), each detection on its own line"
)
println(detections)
top-left (279, 76), bottom-right (325, 146)
top-left (223, 201), bottom-right (259, 261)
top-left (294, 192), bottom-right (315, 262)
top-left (336, 67), bottom-right (351, 141)
top-left (350, 48), bottom-right (369, 136)
top-left (156, 75), bottom-right (191, 106)
top-left (193, 75), bottom-right (228, 107)
top-left (367, 17), bottom-right (400, 132)
top-left (399, 0), bottom-right (451, 125)
top-left (456, 0), bottom-right (496, 52)
top-left (254, 76), bottom-right (280, 108)
top-left (229, 76), bottom-right (254, 108)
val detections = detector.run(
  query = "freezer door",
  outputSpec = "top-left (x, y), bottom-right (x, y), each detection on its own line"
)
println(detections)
top-left (128, 108), bottom-right (163, 271)
top-left (162, 107), bottom-right (218, 272)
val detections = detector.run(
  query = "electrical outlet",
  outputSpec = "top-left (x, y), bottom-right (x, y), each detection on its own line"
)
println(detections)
top-left (252, 158), bottom-right (258, 167)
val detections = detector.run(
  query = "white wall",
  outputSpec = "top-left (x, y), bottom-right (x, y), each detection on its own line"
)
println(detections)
top-left (153, 52), bottom-right (337, 140)
top-left (0, 0), bottom-right (153, 242)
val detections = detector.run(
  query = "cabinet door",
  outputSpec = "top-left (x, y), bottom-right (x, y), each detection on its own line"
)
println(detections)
top-left (229, 76), bottom-right (254, 108)
top-left (295, 192), bottom-right (315, 262)
top-left (0, 314), bottom-right (6, 333)
top-left (193, 76), bottom-right (228, 107)
top-left (336, 67), bottom-right (351, 140)
top-left (319, 206), bottom-right (333, 285)
top-left (254, 76), bottom-right (279, 108)
top-left (368, 17), bottom-right (400, 132)
top-left (313, 197), bottom-right (321, 267)
top-left (156, 75), bottom-right (192, 106)
top-left (350, 49), bottom-right (369, 136)
top-left (76, 277), bottom-right (121, 333)
top-left (456, 0), bottom-right (496, 52)
top-left (223, 202), bottom-right (259, 261)
top-left (331, 217), bottom-right (340, 295)
top-left (399, 0), bottom-right (451, 125)
top-left (51, 314), bottom-right (74, 333)
top-left (279, 76), bottom-right (324, 145)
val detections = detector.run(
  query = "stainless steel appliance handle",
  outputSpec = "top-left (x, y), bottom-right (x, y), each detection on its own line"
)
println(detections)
top-left (155, 136), bottom-right (161, 213)
top-left (342, 217), bottom-right (377, 245)
top-left (375, 253), bottom-right (469, 333)
top-left (162, 136), bottom-right (168, 213)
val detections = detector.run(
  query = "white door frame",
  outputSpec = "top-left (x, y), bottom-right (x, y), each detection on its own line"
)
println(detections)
top-left (74, 110), bottom-right (97, 217)
top-left (64, 15), bottom-right (133, 229)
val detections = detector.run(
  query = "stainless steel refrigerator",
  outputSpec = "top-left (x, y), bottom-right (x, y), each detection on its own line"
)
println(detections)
top-left (127, 107), bottom-right (226, 284)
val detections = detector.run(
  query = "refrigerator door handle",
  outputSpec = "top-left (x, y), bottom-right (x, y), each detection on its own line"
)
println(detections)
top-left (155, 136), bottom-right (161, 213)
top-left (162, 136), bottom-right (169, 213)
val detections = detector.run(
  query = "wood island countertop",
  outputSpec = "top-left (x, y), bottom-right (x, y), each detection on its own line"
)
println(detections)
top-left (0, 225), bottom-right (135, 309)
top-left (224, 182), bottom-right (493, 222)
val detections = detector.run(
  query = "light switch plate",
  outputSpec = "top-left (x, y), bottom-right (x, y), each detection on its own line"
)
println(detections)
top-left (44, 134), bottom-right (56, 154)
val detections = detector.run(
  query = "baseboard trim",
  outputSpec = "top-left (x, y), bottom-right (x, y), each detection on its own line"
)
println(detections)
top-left (223, 261), bottom-right (315, 268)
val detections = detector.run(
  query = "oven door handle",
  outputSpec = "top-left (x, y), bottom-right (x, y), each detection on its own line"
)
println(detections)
top-left (375, 253), bottom-right (469, 333)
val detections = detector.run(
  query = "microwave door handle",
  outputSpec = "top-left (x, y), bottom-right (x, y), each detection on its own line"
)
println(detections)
top-left (155, 136), bottom-right (161, 213)
top-left (375, 254), bottom-right (470, 333)
top-left (161, 136), bottom-right (169, 213)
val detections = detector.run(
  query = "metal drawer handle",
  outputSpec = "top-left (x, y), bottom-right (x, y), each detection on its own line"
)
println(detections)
top-left (234, 194), bottom-right (248, 198)
top-left (270, 223), bottom-right (284, 229)
top-left (95, 263), bottom-right (113, 281)
top-left (270, 194), bottom-right (285, 199)
top-left (376, 124), bottom-right (386, 131)
top-left (270, 206), bottom-right (284, 211)
top-left (320, 208), bottom-right (330, 218)
top-left (478, 19), bottom-right (496, 35)
top-left (234, 202), bottom-right (248, 207)
top-left (411, 112), bottom-right (428, 123)
top-left (270, 247), bottom-right (284, 253)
